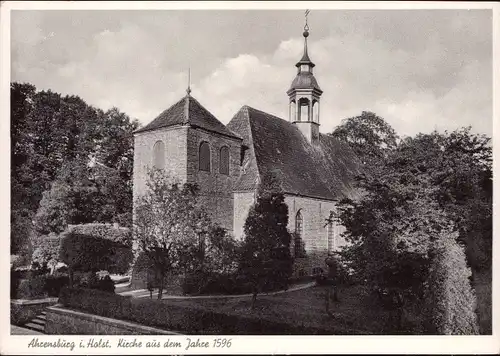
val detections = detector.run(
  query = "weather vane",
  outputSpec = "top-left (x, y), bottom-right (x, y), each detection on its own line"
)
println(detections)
top-left (304, 9), bottom-right (310, 31)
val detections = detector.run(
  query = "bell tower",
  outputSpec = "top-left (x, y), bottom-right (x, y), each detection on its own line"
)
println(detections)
top-left (287, 11), bottom-right (323, 145)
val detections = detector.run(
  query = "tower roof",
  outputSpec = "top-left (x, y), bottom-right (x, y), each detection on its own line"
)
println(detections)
top-left (288, 26), bottom-right (322, 93)
top-left (288, 71), bottom-right (322, 93)
top-left (295, 27), bottom-right (315, 68)
top-left (135, 94), bottom-right (241, 140)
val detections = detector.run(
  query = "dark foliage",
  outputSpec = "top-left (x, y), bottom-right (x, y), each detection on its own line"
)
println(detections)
top-left (44, 274), bottom-right (70, 297)
top-left (11, 82), bottom-right (139, 254)
top-left (239, 170), bottom-right (293, 308)
top-left (59, 232), bottom-right (132, 286)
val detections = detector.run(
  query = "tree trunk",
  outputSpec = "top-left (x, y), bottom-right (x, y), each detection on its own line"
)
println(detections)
top-left (157, 281), bottom-right (163, 300)
top-left (251, 291), bottom-right (258, 310)
top-left (333, 286), bottom-right (339, 302)
top-left (68, 267), bottom-right (74, 288)
top-left (325, 288), bottom-right (335, 318)
top-left (325, 289), bottom-right (331, 314)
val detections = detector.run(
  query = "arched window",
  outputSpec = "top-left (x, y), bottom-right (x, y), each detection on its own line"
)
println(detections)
top-left (290, 100), bottom-right (297, 122)
top-left (152, 140), bottom-right (165, 170)
top-left (199, 141), bottom-right (211, 172)
top-left (312, 101), bottom-right (319, 123)
top-left (219, 146), bottom-right (230, 175)
top-left (294, 210), bottom-right (306, 258)
top-left (298, 98), bottom-right (310, 122)
top-left (295, 210), bottom-right (303, 236)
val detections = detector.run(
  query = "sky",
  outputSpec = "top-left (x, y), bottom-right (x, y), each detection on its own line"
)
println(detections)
top-left (10, 8), bottom-right (493, 138)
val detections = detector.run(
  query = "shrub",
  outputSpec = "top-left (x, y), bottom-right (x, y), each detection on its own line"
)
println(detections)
top-left (60, 231), bottom-right (133, 282)
top-left (31, 234), bottom-right (61, 273)
top-left (10, 269), bottom-right (22, 298)
top-left (97, 275), bottom-right (115, 293)
top-left (77, 272), bottom-right (115, 293)
top-left (16, 275), bottom-right (47, 299)
top-left (45, 274), bottom-right (70, 297)
top-left (424, 233), bottom-right (479, 334)
top-left (181, 271), bottom-right (207, 295)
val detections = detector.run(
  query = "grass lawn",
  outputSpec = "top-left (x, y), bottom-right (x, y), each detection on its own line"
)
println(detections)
top-left (158, 285), bottom-right (395, 334)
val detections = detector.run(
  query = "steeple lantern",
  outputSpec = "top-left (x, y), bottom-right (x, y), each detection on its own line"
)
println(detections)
top-left (287, 10), bottom-right (323, 145)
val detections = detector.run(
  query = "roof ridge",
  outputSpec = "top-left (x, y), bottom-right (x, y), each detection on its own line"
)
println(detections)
top-left (244, 105), bottom-right (286, 122)
top-left (244, 106), bottom-right (262, 187)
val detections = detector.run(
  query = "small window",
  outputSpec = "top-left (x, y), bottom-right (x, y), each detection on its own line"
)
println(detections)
top-left (199, 142), bottom-right (211, 172)
top-left (153, 140), bottom-right (165, 169)
top-left (219, 146), bottom-right (230, 175)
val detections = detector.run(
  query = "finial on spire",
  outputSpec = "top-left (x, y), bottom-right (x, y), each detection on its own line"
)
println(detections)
top-left (304, 9), bottom-right (310, 33)
top-left (186, 67), bottom-right (191, 96)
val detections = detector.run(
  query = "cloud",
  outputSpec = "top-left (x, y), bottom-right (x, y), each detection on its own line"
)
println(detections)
top-left (10, 10), bottom-right (492, 137)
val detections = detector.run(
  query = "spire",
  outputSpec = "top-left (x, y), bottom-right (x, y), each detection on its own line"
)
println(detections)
top-left (296, 9), bottom-right (314, 68)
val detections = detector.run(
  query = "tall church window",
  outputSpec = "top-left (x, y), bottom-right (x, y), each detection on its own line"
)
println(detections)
top-left (219, 146), bottom-right (230, 175)
top-left (152, 140), bottom-right (165, 170)
top-left (294, 210), bottom-right (306, 258)
top-left (199, 141), bottom-right (211, 172)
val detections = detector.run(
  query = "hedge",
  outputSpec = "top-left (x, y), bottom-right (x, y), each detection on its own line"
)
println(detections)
top-left (59, 287), bottom-right (339, 334)
top-left (60, 232), bottom-right (133, 276)
top-left (66, 223), bottom-right (131, 246)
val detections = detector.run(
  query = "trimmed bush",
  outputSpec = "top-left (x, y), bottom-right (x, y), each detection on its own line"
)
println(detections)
top-left (59, 287), bottom-right (339, 334)
top-left (66, 223), bottom-right (132, 245)
top-left (60, 232), bottom-right (133, 279)
top-left (424, 233), bottom-right (479, 334)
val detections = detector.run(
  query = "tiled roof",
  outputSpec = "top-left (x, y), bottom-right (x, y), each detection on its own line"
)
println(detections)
top-left (135, 95), bottom-right (241, 139)
top-left (227, 106), bottom-right (363, 200)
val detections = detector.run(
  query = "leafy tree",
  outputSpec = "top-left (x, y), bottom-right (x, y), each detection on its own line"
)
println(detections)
top-left (11, 83), bottom-right (36, 254)
top-left (424, 232), bottom-right (479, 334)
top-left (330, 111), bottom-right (399, 165)
top-left (33, 159), bottom-right (98, 235)
top-left (133, 169), bottom-right (213, 299)
top-left (238, 170), bottom-right (293, 309)
top-left (336, 127), bottom-right (491, 333)
top-left (11, 82), bottom-right (139, 251)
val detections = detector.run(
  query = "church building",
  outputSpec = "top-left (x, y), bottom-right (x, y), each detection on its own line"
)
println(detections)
top-left (133, 22), bottom-right (362, 277)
